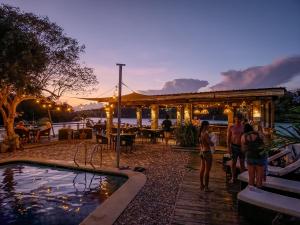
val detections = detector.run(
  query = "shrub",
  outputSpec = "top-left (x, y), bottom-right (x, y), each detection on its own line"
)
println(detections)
top-left (175, 123), bottom-right (199, 147)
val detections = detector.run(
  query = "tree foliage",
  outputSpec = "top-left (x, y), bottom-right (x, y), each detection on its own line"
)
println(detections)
top-left (0, 4), bottom-right (97, 96)
top-left (0, 4), bottom-right (98, 137)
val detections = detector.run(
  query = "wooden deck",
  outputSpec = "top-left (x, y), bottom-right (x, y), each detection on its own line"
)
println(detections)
top-left (171, 153), bottom-right (253, 225)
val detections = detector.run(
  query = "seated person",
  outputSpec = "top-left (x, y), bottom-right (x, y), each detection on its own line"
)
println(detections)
top-left (15, 121), bottom-right (29, 144)
top-left (86, 119), bottom-right (94, 128)
top-left (36, 121), bottom-right (52, 141)
top-left (15, 121), bottom-right (29, 131)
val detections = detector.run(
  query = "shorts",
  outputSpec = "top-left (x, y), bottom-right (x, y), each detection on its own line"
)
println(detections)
top-left (231, 144), bottom-right (245, 161)
top-left (200, 151), bottom-right (212, 163)
top-left (247, 157), bottom-right (265, 166)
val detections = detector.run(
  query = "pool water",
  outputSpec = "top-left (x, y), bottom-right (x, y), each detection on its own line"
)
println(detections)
top-left (0, 163), bottom-right (127, 225)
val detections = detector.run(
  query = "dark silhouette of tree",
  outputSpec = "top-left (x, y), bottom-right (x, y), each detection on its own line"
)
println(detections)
top-left (0, 5), bottom-right (98, 138)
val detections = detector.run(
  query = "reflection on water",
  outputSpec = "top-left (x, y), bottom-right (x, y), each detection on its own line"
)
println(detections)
top-left (0, 163), bottom-right (127, 225)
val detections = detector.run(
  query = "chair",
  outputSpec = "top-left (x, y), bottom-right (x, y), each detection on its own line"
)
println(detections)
top-left (120, 135), bottom-right (135, 152)
top-left (96, 135), bottom-right (109, 150)
top-left (38, 128), bottom-right (51, 142)
top-left (14, 128), bottom-right (29, 145)
top-left (140, 130), bottom-right (151, 143)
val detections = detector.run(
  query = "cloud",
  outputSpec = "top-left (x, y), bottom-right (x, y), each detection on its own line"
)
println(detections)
top-left (139, 78), bottom-right (209, 95)
top-left (210, 56), bottom-right (300, 91)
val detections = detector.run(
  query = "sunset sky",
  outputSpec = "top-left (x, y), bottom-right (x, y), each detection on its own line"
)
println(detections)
top-left (1, 0), bottom-right (300, 106)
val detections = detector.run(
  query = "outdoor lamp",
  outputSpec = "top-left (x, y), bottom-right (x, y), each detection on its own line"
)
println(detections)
top-left (253, 109), bottom-right (261, 118)
top-left (193, 109), bottom-right (201, 115)
top-left (223, 104), bottom-right (232, 114)
top-left (200, 109), bottom-right (209, 115)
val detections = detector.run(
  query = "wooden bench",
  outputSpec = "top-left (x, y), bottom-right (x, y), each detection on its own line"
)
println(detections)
top-left (238, 186), bottom-right (300, 218)
top-left (238, 172), bottom-right (300, 195)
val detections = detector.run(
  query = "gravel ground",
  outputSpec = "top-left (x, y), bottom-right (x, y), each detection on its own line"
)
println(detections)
top-left (1, 141), bottom-right (191, 225)
top-left (114, 145), bottom-right (190, 225)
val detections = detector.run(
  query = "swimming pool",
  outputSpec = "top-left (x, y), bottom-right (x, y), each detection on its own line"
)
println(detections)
top-left (0, 163), bottom-right (127, 225)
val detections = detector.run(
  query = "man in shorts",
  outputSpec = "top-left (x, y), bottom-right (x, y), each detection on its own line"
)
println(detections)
top-left (227, 114), bottom-right (245, 183)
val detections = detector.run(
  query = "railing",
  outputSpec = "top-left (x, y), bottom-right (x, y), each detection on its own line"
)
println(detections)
top-left (90, 144), bottom-right (103, 169)
top-left (73, 142), bottom-right (103, 169)
top-left (73, 142), bottom-right (88, 167)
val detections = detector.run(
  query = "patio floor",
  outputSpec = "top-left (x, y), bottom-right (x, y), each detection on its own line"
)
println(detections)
top-left (171, 152), bottom-right (253, 225)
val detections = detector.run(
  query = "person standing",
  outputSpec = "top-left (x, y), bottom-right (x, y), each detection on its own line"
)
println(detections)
top-left (227, 114), bottom-right (245, 183)
top-left (241, 123), bottom-right (266, 189)
top-left (199, 121), bottom-right (214, 192)
top-left (161, 114), bottom-right (172, 146)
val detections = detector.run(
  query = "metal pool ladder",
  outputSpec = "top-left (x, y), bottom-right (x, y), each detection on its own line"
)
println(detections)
top-left (73, 142), bottom-right (103, 168)
top-left (89, 144), bottom-right (103, 169)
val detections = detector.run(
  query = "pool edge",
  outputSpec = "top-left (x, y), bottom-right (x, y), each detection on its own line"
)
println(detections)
top-left (0, 157), bottom-right (147, 225)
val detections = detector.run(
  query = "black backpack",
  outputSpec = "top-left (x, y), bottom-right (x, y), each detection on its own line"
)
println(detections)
top-left (245, 132), bottom-right (264, 155)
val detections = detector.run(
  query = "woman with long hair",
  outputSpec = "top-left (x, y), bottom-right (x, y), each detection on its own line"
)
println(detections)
top-left (241, 123), bottom-right (265, 189)
top-left (199, 121), bottom-right (214, 192)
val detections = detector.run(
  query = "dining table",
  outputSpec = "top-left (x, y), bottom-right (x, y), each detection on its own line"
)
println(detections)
top-left (140, 128), bottom-right (162, 144)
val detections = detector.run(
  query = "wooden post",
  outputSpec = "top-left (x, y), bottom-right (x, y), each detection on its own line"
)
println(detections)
top-left (227, 110), bottom-right (234, 126)
top-left (265, 101), bottom-right (270, 128)
top-left (261, 101), bottom-right (265, 128)
top-left (184, 104), bottom-right (192, 123)
top-left (136, 107), bottom-right (142, 128)
top-left (105, 104), bottom-right (113, 138)
top-left (151, 104), bottom-right (159, 129)
top-left (47, 109), bottom-right (55, 137)
top-left (176, 105), bottom-right (183, 126)
top-left (270, 100), bottom-right (275, 129)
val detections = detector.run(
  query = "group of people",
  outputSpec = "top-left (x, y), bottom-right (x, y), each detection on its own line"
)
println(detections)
top-left (199, 114), bottom-right (266, 192)
top-left (15, 121), bottom-right (52, 142)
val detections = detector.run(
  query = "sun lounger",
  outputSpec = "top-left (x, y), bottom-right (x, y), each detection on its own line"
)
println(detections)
top-left (238, 186), bottom-right (300, 218)
top-left (268, 143), bottom-right (300, 162)
top-left (238, 171), bottom-right (300, 195)
top-left (268, 143), bottom-right (300, 176)
top-left (268, 160), bottom-right (300, 176)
